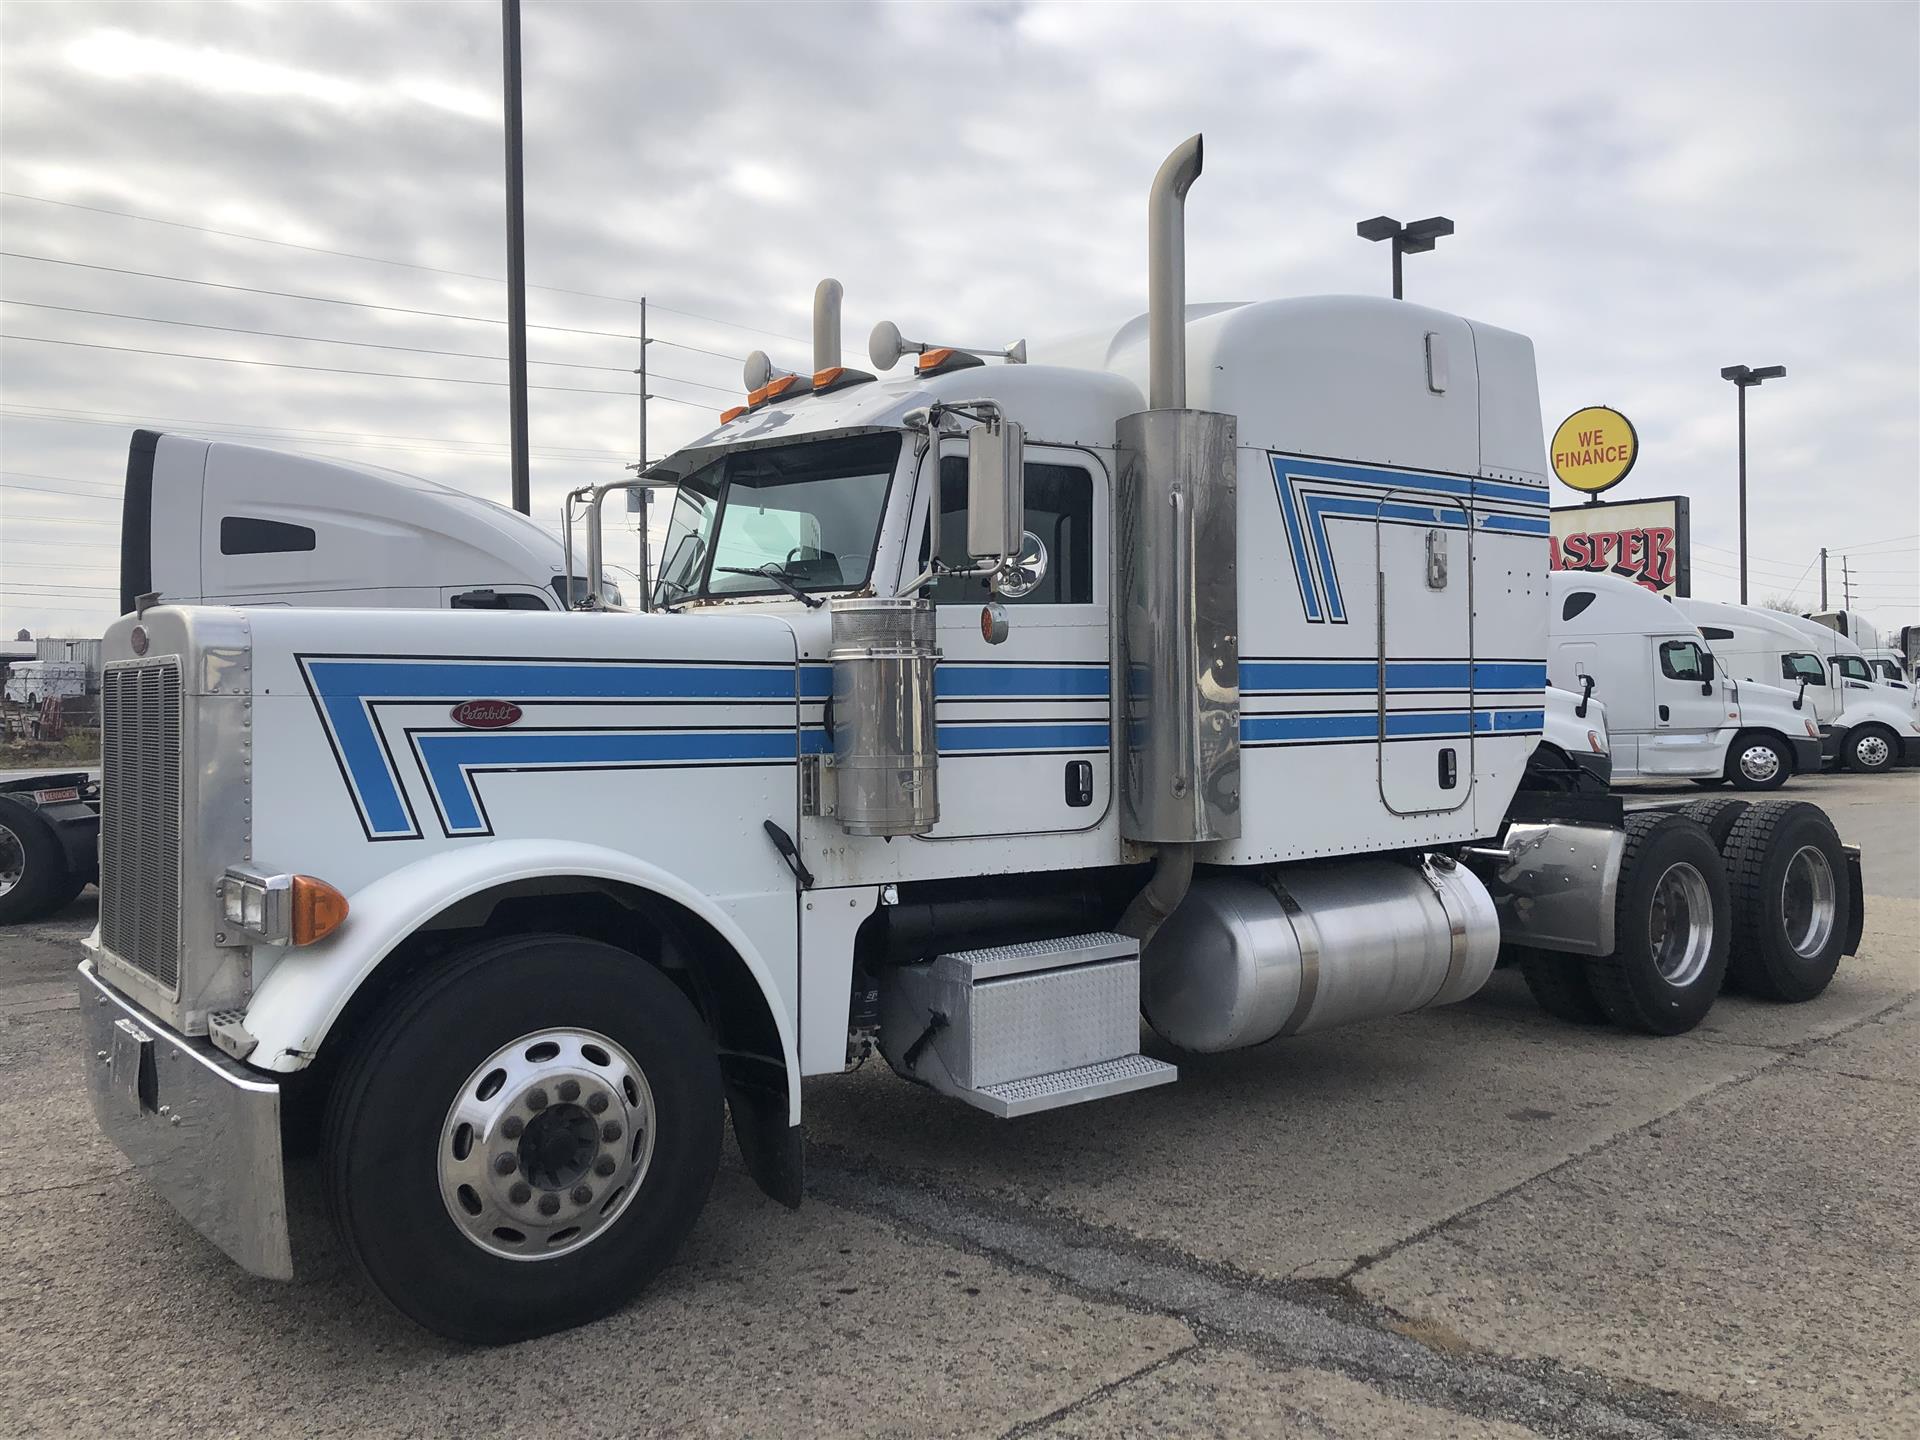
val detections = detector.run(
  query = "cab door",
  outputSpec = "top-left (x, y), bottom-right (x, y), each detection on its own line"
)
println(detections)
top-left (909, 445), bottom-right (1111, 838)
top-left (1376, 493), bottom-right (1473, 814)
top-left (1641, 635), bottom-right (1731, 774)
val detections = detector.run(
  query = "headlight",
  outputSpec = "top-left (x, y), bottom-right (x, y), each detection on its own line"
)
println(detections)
top-left (1587, 729), bottom-right (1608, 754)
top-left (221, 869), bottom-right (347, 945)
top-left (1805, 720), bottom-right (1819, 738)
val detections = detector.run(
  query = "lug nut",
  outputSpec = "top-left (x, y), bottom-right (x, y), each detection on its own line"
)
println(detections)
top-left (594, 1155), bottom-right (617, 1177)
top-left (526, 1087), bottom-right (549, 1111)
top-left (493, 1153), bottom-right (518, 1176)
top-left (509, 1181), bottom-right (532, 1205)
top-left (601, 1121), bottom-right (622, 1143)
top-left (572, 1185), bottom-right (593, 1206)
top-left (557, 1079), bottom-right (580, 1102)
top-left (538, 1193), bottom-right (561, 1216)
top-left (586, 1092), bottom-right (609, 1114)
top-left (500, 1115), bottom-right (524, 1139)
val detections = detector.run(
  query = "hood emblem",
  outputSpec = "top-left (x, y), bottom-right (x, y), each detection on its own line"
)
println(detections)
top-left (450, 700), bottom-right (523, 729)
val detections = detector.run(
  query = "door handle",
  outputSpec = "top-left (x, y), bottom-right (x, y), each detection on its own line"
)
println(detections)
top-left (1658, 704), bottom-right (1670, 722)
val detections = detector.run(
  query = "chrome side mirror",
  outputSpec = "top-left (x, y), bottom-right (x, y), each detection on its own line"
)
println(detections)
top-left (966, 417), bottom-right (1025, 565)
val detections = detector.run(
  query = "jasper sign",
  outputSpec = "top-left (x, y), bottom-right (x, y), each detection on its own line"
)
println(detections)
top-left (1549, 495), bottom-right (1691, 597)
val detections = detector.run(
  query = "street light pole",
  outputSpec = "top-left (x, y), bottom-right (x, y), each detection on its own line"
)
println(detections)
top-left (501, 0), bottom-right (531, 515)
top-left (1719, 363), bottom-right (1786, 604)
top-left (1356, 215), bottom-right (1455, 300)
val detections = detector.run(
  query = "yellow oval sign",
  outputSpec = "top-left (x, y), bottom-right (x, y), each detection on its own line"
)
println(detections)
top-left (1550, 407), bottom-right (1639, 495)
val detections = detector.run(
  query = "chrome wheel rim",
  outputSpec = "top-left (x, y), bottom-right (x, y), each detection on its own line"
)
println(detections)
top-left (438, 1028), bottom-right (655, 1262)
top-left (1856, 734), bottom-right (1890, 767)
top-left (1737, 745), bottom-right (1780, 783)
top-left (1648, 861), bottom-right (1713, 987)
top-left (1781, 845), bottom-right (1836, 959)
top-left (0, 822), bottom-right (23, 898)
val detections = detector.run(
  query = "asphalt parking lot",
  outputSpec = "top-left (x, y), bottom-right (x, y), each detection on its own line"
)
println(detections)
top-left (2, 771), bottom-right (1914, 1439)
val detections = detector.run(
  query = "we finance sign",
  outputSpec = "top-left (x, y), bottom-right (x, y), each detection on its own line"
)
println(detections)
top-left (1550, 406), bottom-right (1638, 497)
top-left (1550, 495), bottom-right (1691, 597)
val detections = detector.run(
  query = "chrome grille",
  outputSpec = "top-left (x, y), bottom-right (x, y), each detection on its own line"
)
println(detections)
top-left (100, 658), bottom-right (183, 993)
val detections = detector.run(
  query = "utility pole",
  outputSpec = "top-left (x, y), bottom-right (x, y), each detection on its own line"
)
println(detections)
top-left (634, 297), bottom-right (651, 598)
top-left (501, 0), bottom-right (531, 514)
top-left (1842, 556), bottom-right (1852, 609)
top-left (1819, 547), bottom-right (1828, 609)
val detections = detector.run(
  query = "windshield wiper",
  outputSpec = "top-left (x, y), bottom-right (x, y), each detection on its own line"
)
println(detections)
top-left (714, 564), bottom-right (824, 608)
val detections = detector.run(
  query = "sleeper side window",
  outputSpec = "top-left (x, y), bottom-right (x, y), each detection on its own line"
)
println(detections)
top-left (922, 458), bottom-right (1094, 606)
top-left (221, 516), bottom-right (316, 555)
top-left (1560, 591), bottom-right (1596, 622)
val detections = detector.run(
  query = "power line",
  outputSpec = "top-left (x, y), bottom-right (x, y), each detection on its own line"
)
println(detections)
top-left (2, 403), bottom-right (632, 458)
top-left (0, 311), bottom-right (738, 395)
top-left (1, 251), bottom-right (644, 341)
top-left (1, 480), bottom-right (120, 500)
top-left (1, 189), bottom-right (804, 346)
top-left (0, 332), bottom-right (724, 401)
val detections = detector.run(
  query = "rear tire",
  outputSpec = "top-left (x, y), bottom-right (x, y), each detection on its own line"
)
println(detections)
top-left (1679, 797), bottom-right (1752, 850)
top-left (322, 933), bottom-right (724, 1343)
top-left (1844, 725), bottom-right (1897, 774)
top-left (1726, 734), bottom-right (1791, 791)
top-left (1516, 947), bottom-right (1610, 1025)
top-left (0, 799), bottom-right (67, 925)
top-left (1722, 801), bottom-right (1849, 1002)
top-left (1588, 814), bottom-right (1730, 1035)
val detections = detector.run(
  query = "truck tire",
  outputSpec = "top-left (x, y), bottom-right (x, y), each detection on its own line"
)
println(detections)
top-left (1721, 801), bottom-right (1849, 1003)
top-left (1587, 813), bottom-right (1730, 1036)
top-left (1515, 946), bottom-right (1609, 1025)
top-left (1844, 725), bottom-right (1897, 774)
top-left (1679, 797), bottom-right (1751, 850)
top-left (0, 798), bottom-right (68, 925)
top-left (322, 933), bottom-right (724, 1343)
top-left (1725, 734), bottom-right (1791, 791)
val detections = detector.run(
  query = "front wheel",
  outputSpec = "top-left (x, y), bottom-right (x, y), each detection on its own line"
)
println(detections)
top-left (1845, 726), bottom-right (1897, 774)
top-left (1726, 735), bottom-right (1791, 791)
top-left (1588, 813), bottom-right (1730, 1035)
top-left (322, 933), bottom-right (724, 1342)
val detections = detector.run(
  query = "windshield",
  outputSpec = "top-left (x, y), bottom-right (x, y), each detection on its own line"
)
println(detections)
top-left (1833, 655), bottom-right (1872, 683)
top-left (653, 434), bottom-right (900, 606)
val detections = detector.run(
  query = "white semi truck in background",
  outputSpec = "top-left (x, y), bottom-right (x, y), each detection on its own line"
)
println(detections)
top-left (76, 138), bottom-right (1865, 1343)
top-left (1, 434), bottom-right (633, 927)
top-left (1675, 598), bottom-right (1919, 773)
top-left (1547, 572), bottom-right (1820, 789)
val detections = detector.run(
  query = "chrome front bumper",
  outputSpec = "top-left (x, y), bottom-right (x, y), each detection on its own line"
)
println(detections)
top-left (78, 958), bottom-right (292, 1279)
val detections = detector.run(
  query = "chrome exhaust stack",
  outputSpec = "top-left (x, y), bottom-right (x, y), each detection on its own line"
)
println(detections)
top-left (1114, 134), bottom-right (1241, 857)
top-left (813, 278), bottom-right (844, 375)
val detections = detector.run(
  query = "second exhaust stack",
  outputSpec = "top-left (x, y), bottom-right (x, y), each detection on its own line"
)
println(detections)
top-left (1115, 134), bottom-right (1242, 845)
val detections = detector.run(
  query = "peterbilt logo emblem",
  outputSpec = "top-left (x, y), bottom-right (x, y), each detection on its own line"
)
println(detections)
top-left (450, 700), bottom-right (522, 729)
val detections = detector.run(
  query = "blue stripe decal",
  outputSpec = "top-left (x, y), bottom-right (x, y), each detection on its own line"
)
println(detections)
top-left (935, 666), bottom-right (1109, 699)
top-left (417, 730), bottom-right (799, 834)
top-left (1241, 660), bottom-right (1547, 693)
top-left (1276, 457), bottom-right (1549, 508)
top-left (938, 723), bottom-right (1110, 752)
top-left (1240, 709), bottom-right (1544, 744)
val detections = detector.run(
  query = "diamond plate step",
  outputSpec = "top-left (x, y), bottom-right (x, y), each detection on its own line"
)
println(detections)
top-left (960, 1053), bottom-right (1178, 1118)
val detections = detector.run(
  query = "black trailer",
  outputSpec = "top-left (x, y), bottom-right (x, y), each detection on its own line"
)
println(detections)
top-left (0, 772), bottom-right (100, 924)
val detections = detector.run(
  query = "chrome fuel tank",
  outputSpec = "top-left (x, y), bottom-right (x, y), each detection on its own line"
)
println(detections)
top-left (1140, 857), bottom-right (1499, 1052)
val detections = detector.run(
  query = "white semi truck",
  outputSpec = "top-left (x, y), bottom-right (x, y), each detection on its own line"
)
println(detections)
top-left (2, 435), bottom-right (634, 929)
top-left (1547, 572), bottom-right (1820, 789)
top-left (77, 138), bottom-right (1865, 1342)
top-left (1675, 598), bottom-right (1919, 773)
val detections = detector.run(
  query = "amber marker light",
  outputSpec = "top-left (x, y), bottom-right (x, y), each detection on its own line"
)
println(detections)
top-left (290, 876), bottom-right (350, 946)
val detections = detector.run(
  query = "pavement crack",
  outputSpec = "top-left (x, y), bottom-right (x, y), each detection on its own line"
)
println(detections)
top-left (994, 1341), bottom-right (1201, 1439)
top-left (808, 1147), bottom-right (1782, 1440)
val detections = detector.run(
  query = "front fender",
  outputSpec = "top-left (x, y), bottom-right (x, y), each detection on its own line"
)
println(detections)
top-left (241, 840), bottom-right (801, 1122)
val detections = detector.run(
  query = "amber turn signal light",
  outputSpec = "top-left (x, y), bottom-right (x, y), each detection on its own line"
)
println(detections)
top-left (290, 875), bottom-right (349, 946)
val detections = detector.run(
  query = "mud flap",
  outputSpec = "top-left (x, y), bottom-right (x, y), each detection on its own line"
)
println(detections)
top-left (1843, 844), bottom-right (1865, 957)
top-left (725, 1073), bottom-right (803, 1209)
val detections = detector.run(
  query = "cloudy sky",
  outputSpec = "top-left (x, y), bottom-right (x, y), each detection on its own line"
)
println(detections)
top-left (2, 1), bottom-right (1915, 640)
